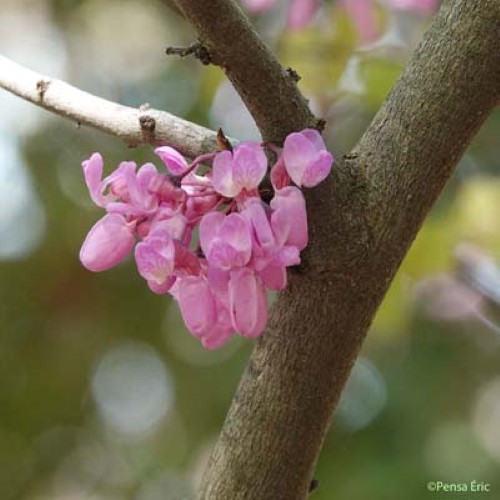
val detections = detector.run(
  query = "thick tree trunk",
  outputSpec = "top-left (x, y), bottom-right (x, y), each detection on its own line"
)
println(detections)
top-left (170, 1), bottom-right (500, 499)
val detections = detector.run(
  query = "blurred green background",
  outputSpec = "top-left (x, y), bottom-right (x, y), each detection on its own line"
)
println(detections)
top-left (1, 0), bottom-right (500, 498)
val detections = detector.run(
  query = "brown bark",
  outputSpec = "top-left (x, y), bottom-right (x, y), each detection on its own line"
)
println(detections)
top-left (171, 1), bottom-right (500, 499)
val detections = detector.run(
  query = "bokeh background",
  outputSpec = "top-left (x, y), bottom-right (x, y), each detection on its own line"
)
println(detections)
top-left (1, 0), bottom-right (500, 498)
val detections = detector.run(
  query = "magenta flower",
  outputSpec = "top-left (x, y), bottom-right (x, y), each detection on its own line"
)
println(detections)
top-left (155, 146), bottom-right (189, 176)
top-left (80, 213), bottom-right (135, 272)
top-left (200, 212), bottom-right (252, 270)
top-left (177, 275), bottom-right (217, 336)
top-left (270, 186), bottom-right (308, 250)
top-left (229, 268), bottom-right (268, 337)
top-left (135, 229), bottom-right (176, 294)
top-left (283, 129), bottom-right (334, 188)
top-left (212, 143), bottom-right (267, 198)
top-left (80, 127), bottom-right (333, 349)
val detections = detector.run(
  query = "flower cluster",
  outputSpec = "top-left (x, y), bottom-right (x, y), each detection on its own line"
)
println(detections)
top-left (80, 129), bottom-right (333, 349)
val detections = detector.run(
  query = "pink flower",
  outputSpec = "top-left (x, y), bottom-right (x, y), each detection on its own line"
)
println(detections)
top-left (80, 127), bottom-right (334, 349)
top-left (212, 143), bottom-right (267, 198)
top-left (177, 275), bottom-right (217, 337)
top-left (270, 186), bottom-right (308, 250)
top-left (229, 268), bottom-right (268, 337)
top-left (283, 129), bottom-right (333, 187)
top-left (135, 229), bottom-right (176, 294)
top-left (155, 146), bottom-right (190, 176)
top-left (242, 197), bottom-right (300, 290)
top-left (200, 212), bottom-right (252, 270)
top-left (341, 0), bottom-right (379, 44)
top-left (282, 129), bottom-right (333, 188)
top-left (287, 0), bottom-right (319, 30)
top-left (80, 213), bottom-right (135, 272)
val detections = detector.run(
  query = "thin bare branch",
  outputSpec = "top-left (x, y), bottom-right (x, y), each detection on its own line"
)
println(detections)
top-left (0, 55), bottom-right (220, 157)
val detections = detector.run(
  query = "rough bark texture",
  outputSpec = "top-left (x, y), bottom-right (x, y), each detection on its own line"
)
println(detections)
top-left (178, 1), bottom-right (500, 499)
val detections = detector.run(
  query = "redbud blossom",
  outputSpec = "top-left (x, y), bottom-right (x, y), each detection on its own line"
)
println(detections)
top-left (80, 213), bottom-right (135, 272)
top-left (80, 128), bottom-right (334, 349)
top-left (283, 129), bottom-right (333, 188)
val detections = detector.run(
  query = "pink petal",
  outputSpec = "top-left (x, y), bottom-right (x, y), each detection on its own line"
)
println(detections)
top-left (147, 276), bottom-right (176, 295)
top-left (229, 268), bottom-right (268, 337)
top-left (287, 0), bottom-right (319, 30)
top-left (260, 261), bottom-right (287, 291)
top-left (80, 214), bottom-right (135, 272)
top-left (212, 150), bottom-right (238, 197)
top-left (270, 187), bottom-right (308, 250)
top-left (301, 128), bottom-right (327, 151)
top-left (207, 265), bottom-right (231, 296)
top-left (150, 213), bottom-right (187, 241)
top-left (173, 241), bottom-right (201, 276)
top-left (243, 0), bottom-right (279, 12)
top-left (207, 214), bottom-right (252, 269)
top-left (177, 276), bottom-right (216, 337)
top-left (155, 146), bottom-right (189, 176)
top-left (283, 130), bottom-right (333, 187)
top-left (135, 233), bottom-right (175, 286)
top-left (300, 150), bottom-right (333, 188)
top-left (242, 198), bottom-right (274, 250)
top-left (270, 156), bottom-right (291, 190)
top-left (200, 303), bottom-right (235, 349)
top-left (82, 153), bottom-right (106, 207)
top-left (341, 0), bottom-right (379, 44)
top-left (199, 211), bottom-right (225, 258)
top-left (283, 132), bottom-right (317, 186)
top-left (232, 143), bottom-right (268, 192)
top-left (280, 246), bottom-right (301, 267)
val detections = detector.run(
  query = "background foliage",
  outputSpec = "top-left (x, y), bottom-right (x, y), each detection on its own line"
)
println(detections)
top-left (1, 0), bottom-right (499, 498)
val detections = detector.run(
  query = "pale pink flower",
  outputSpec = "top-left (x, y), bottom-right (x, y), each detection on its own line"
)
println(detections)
top-left (135, 229), bottom-right (176, 294)
top-left (155, 146), bottom-right (190, 176)
top-left (177, 276), bottom-right (217, 337)
top-left (242, 197), bottom-right (300, 290)
top-left (341, 0), bottom-right (379, 44)
top-left (283, 129), bottom-right (333, 188)
top-left (229, 268), bottom-right (268, 337)
top-left (80, 213), bottom-right (135, 272)
top-left (270, 186), bottom-right (308, 250)
top-left (287, 0), bottom-right (319, 30)
top-left (212, 143), bottom-right (267, 198)
top-left (200, 212), bottom-right (252, 270)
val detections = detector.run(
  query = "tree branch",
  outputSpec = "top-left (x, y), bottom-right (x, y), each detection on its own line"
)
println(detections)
top-left (182, 1), bottom-right (500, 499)
top-left (171, 0), bottom-right (319, 142)
top-left (0, 55), bottom-right (220, 157)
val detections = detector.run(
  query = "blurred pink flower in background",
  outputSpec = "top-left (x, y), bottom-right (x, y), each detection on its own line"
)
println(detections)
top-left (242, 0), bottom-right (320, 30)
